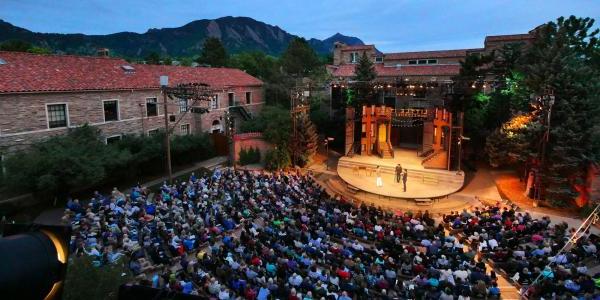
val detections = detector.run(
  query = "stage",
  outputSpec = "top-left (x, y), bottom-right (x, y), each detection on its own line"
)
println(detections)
top-left (337, 148), bottom-right (465, 199)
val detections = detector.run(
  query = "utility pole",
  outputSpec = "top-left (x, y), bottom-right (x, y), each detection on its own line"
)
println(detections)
top-left (159, 76), bottom-right (217, 184)
top-left (160, 76), bottom-right (173, 184)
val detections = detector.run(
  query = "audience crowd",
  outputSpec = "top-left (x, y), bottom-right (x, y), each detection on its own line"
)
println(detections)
top-left (444, 204), bottom-right (600, 299)
top-left (63, 167), bottom-right (600, 299)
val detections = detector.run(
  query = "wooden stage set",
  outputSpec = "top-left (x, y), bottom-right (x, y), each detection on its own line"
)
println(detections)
top-left (337, 148), bottom-right (465, 201)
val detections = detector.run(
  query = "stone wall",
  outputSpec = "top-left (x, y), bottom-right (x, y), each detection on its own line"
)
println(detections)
top-left (0, 86), bottom-right (264, 154)
top-left (232, 132), bottom-right (272, 164)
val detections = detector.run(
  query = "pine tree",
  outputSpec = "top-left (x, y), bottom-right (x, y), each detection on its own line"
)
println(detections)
top-left (352, 52), bottom-right (377, 107)
top-left (523, 16), bottom-right (600, 206)
top-left (291, 111), bottom-right (319, 167)
top-left (354, 52), bottom-right (376, 82)
top-left (281, 38), bottom-right (320, 77)
top-left (197, 37), bottom-right (228, 67)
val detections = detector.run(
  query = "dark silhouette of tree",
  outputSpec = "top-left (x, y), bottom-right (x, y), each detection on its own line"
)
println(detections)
top-left (280, 38), bottom-right (320, 77)
top-left (197, 37), bottom-right (228, 67)
top-left (144, 52), bottom-right (161, 65)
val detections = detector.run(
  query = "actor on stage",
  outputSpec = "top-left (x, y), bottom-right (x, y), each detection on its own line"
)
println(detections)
top-left (376, 166), bottom-right (383, 187)
top-left (395, 164), bottom-right (403, 183)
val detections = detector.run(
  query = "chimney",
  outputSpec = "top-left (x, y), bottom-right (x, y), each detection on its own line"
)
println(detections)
top-left (96, 48), bottom-right (109, 57)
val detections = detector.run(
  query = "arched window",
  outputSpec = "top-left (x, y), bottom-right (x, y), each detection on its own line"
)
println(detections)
top-left (211, 119), bottom-right (222, 133)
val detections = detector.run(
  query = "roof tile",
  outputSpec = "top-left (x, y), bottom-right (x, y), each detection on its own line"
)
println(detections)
top-left (0, 51), bottom-right (263, 93)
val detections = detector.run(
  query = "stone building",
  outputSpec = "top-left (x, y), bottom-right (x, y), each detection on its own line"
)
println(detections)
top-left (329, 30), bottom-right (535, 170)
top-left (0, 51), bottom-right (264, 156)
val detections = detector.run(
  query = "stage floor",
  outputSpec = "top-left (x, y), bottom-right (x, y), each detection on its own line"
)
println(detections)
top-left (337, 149), bottom-right (465, 199)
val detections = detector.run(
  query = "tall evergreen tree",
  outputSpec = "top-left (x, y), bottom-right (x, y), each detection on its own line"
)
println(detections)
top-left (280, 38), bottom-right (320, 77)
top-left (354, 52), bottom-right (376, 82)
top-left (290, 111), bottom-right (319, 167)
top-left (350, 52), bottom-right (377, 107)
top-left (522, 16), bottom-right (600, 206)
top-left (197, 37), bottom-right (228, 67)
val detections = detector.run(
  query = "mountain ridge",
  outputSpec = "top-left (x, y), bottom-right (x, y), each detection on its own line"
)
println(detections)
top-left (0, 17), bottom-right (364, 57)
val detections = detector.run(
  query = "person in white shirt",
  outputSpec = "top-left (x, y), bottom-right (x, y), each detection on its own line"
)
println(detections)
top-left (218, 287), bottom-right (230, 300)
top-left (453, 266), bottom-right (469, 282)
top-left (487, 238), bottom-right (498, 250)
top-left (289, 273), bottom-right (303, 287)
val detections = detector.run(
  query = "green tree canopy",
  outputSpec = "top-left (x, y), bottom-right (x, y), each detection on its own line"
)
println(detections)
top-left (144, 51), bottom-right (161, 65)
top-left (280, 38), bottom-right (321, 77)
top-left (354, 52), bottom-right (377, 82)
top-left (197, 37), bottom-right (228, 67)
top-left (522, 16), bottom-right (600, 206)
top-left (229, 51), bottom-right (278, 82)
top-left (0, 39), bottom-right (32, 52)
top-left (483, 15), bottom-right (600, 206)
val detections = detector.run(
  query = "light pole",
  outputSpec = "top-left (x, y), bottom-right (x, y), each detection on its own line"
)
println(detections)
top-left (457, 135), bottom-right (470, 174)
top-left (324, 137), bottom-right (334, 170)
top-left (160, 75), bottom-right (173, 184)
top-left (533, 89), bottom-right (555, 207)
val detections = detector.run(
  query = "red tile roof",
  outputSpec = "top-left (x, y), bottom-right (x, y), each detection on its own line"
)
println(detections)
top-left (485, 34), bottom-right (533, 43)
top-left (329, 64), bottom-right (460, 78)
top-left (0, 51), bottom-right (263, 93)
top-left (384, 49), bottom-right (470, 60)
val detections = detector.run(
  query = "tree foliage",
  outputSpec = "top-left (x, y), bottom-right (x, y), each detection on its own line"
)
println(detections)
top-left (197, 37), bottom-right (228, 67)
top-left (521, 16), bottom-right (600, 206)
top-left (347, 52), bottom-right (378, 107)
top-left (0, 39), bottom-right (52, 54)
top-left (354, 52), bottom-right (377, 82)
top-left (482, 16), bottom-right (600, 206)
top-left (238, 147), bottom-right (261, 166)
top-left (280, 38), bottom-right (321, 77)
top-left (144, 51), bottom-right (161, 65)
top-left (240, 105), bottom-right (293, 169)
top-left (63, 255), bottom-right (130, 300)
top-left (3, 125), bottom-right (215, 198)
top-left (229, 51), bottom-right (278, 81)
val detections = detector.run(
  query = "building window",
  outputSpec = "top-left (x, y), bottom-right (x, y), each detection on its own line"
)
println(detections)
top-left (47, 104), bottom-right (68, 128)
top-left (148, 128), bottom-right (159, 136)
top-left (211, 95), bottom-right (219, 110)
top-left (106, 135), bottom-right (122, 144)
top-left (245, 92), bottom-right (252, 104)
top-left (146, 98), bottom-right (158, 117)
top-left (211, 119), bottom-right (222, 133)
top-left (375, 56), bottom-right (383, 63)
top-left (350, 52), bottom-right (358, 63)
top-left (103, 100), bottom-right (119, 122)
top-left (228, 93), bottom-right (235, 107)
top-left (418, 59), bottom-right (427, 65)
top-left (408, 60), bottom-right (417, 65)
top-left (433, 126), bottom-right (438, 142)
top-left (427, 59), bottom-right (438, 64)
top-left (179, 98), bottom-right (188, 113)
top-left (180, 124), bottom-right (190, 135)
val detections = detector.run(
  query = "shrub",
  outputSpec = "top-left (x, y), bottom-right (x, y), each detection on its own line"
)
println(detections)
top-left (3, 125), bottom-right (216, 198)
top-left (265, 147), bottom-right (291, 171)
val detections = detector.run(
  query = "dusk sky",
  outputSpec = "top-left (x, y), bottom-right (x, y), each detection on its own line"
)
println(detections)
top-left (1, 0), bottom-right (598, 52)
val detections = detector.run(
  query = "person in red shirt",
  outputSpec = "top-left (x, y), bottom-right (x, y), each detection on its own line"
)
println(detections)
top-left (244, 286), bottom-right (257, 299)
top-left (251, 256), bottom-right (262, 266)
top-left (337, 267), bottom-right (351, 280)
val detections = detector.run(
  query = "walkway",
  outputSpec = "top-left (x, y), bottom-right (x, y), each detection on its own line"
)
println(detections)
top-left (133, 156), bottom-right (227, 190)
